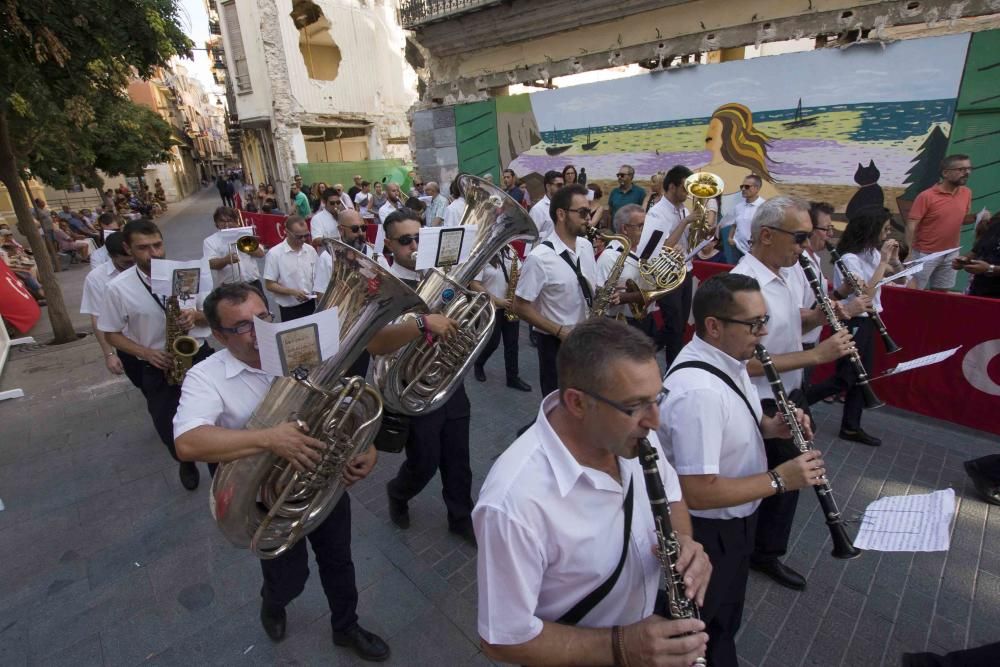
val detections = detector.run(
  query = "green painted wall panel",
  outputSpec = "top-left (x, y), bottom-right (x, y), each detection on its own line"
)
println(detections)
top-left (455, 100), bottom-right (500, 182)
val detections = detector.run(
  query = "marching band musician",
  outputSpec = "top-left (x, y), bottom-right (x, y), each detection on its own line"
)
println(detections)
top-left (378, 209), bottom-right (478, 545)
top-left (468, 245), bottom-right (532, 391)
top-left (659, 274), bottom-right (826, 667)
top-left (528, 170), bottom-right (565, 242)
top-left (203, 206), bottom-right (265, 291)
top-left (729, 196), bottom-right (854, 592)
top-left (263, 215), bottom-right (318, 322)
top-left (514, 183), bottom-right (598, 396)
top-left (596, 203), bottom-right (655, 335)
top-left (173, 283), bottom-right (390, 662)
top-left (474, 318), bottom-right (711, 667)
top-left (97, 219), bottom-right (214, 491)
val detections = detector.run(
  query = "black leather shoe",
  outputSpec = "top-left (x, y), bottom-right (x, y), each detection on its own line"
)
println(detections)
top-left (260, 602), bottom-right (287, 642)
top-left (387, 488), bottom-right (410, 529)
top-left (449, 521), bottom-right (478, 548)
top-left (474, 365), bottom-right (486, 382)
top-left (506, 377), bottom-right (531, 392)
top-left (839, 428), bottom-right (882, 447)
top-left (964, 460), bottom-right (1000, 506)
top-left (179, 462), bottom-right (200, 490)
top-left (333, 623), bottom-right (390, 662)
top-left (750, 559), bottom-right (806, 590)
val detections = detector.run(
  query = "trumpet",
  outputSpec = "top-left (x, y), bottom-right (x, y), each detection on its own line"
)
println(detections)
top-left (229, 235), bottom-right (261, 283)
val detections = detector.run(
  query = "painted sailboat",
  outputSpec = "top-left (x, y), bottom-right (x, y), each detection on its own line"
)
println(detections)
top-left (582, 127), bottom-right (600, 151)
top-left (783, 98), bottom-right (818, 129)
top-left (545, 125), bottom-right (573, 155)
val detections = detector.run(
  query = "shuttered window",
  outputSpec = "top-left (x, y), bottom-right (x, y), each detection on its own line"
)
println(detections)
top-left (221, 1), bottom-right (252, 93)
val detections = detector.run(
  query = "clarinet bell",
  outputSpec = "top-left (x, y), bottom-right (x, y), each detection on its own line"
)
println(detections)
top-left (881, 331), bottom-right (902, 355)
top-left (861, 380), bottom-right (884, 410)
top-left (829, 523), bottom-right (863, 560)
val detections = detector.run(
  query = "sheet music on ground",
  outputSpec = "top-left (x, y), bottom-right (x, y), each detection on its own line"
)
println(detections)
top-left (853, 488), bottom-right (955, 552)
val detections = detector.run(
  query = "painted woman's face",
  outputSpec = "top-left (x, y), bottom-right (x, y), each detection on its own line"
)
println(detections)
top-left (704, 118), bottom-right (723, 155)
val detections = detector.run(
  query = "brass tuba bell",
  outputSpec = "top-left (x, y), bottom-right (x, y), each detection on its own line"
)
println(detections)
top-left (683, 171), bottom-right (724, 252)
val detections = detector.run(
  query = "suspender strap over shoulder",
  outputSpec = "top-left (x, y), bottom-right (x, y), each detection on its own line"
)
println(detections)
top-left (666, 361), bottom-right (763, 434)
top-left (541, 240), bottom-right (593, 307)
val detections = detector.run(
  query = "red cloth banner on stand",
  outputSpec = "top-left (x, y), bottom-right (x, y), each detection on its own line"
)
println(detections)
top-left (240, 211), bottom-right (288, 249)
top-left (690, 261), bottom-right (1000, 437)
top-left (0, 260), bottom-right (41, 333)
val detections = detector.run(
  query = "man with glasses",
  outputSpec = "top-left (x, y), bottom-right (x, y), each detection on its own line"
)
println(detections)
top-left (474, 318), bottom-right (711, 667)
top-left (730, 196), bottom-right (854, 593)
top-left (204, 206), bottom-right (266, 290)
top-left (310, 188), bottom-right (344, 250)
top-left (608, 164), bottom-right (646, 223)
top-left (528, 170), bottom-right (564, 242)
top-left (173, 283), bottom-right (390, 662)
top-left (264, 216), bottom-right (318, 321)
top-left (722, 174), bottom-right (766, 263)
top-left (597, 204), bottom-right (654, 333)
top-left (659, 273), bottom-right (827, 667)
top-left (907, 154), bottom-right (980, 291)
top-left (515, 183), bottom-right (598, 396)
top-left (379, 209), bottom-right (477, 545)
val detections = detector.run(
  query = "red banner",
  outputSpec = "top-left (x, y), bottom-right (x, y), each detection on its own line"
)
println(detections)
top-left (0, 260), bottom-right (41, 333)
top-left (240, 211), bottom-right (288, 249)
top-left (690, 261), bottom-right (1000, 437)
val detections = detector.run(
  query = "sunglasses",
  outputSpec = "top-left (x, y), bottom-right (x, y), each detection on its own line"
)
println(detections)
top-left (717, 314), bottom-right (770, 335)
top-left (616, 173), bottom-right (633, 178)
top-left (765, 226), bottom-right (811, 245)
top-left (740, 184), bottom-right (757, 190)
top-left (563, 207), bottom-right (594, 219)
top-left (391, 234), bottom-right (419, 246)
top-left (340, 224), bottom-right (367, 233)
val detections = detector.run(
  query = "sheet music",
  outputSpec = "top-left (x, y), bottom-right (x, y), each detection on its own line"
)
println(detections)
top-left (879, 346), bottom-right (961, 378)
top-left (685, 237), bottom-right (714, 262)
top-left (415, 225), bottom-right (476, 270)
top-left (903, 246), bottom-right (960, 266)
top-left (876, 262), bottom-right (923, 287)
top-left (150, 258), bottom-right (211, 298)
top-left (853, 489), bottom-right (955, 552)
top-left (254, 307), bottom-right (340, 377)
top-left (216, 226), bottom-right (256, 244)
top-left (975, 207), bottom-right (990, 225)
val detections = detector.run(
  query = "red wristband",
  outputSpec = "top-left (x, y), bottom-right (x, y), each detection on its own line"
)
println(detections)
top-left (419, 315), bottom-right (434, 345)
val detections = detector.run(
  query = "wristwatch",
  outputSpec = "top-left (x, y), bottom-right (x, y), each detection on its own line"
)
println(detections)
top-left (767, 469), bottom-right (786, 495)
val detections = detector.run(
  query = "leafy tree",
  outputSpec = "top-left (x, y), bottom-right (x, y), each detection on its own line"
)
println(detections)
top-left (902, 124), bottom-right (949, 201)
top-left (0, 0), bottom-right (191, 343)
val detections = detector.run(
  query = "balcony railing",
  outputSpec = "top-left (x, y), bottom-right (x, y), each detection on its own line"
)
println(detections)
top-left (397, 0), bottom-right (503, 29)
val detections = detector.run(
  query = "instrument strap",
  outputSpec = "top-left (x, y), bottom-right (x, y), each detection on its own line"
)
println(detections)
top-left (667, 361), bottom-right (763, 434)
top-left (614, 245), bottom-right (640, 262)
top-left (541, 241), bottom-right (593, 307)
top-left (497, 251), bottom-right (510, 284)
top-left (557, 477), bottom-right (634, 626)
top-left (137, 270), bottom-right (167, 313)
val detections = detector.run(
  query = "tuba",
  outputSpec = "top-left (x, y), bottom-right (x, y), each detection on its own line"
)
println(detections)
top-left (211, 242), bottom-right (426, 559)
top-left (684, 171), bottom-right (724, 251)
top-left (373, 174), bottom-right (538, 416)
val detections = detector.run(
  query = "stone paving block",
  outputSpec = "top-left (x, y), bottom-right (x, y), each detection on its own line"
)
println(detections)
top-left (736, 625), bottom-right (771, 666)
top-left (898, 586), bottom-right (936, 626)
top-left (864, 582), bottom-right (902, 621)
top-left (378, 606), bottom-right (479, 665)
top-left (980, 548), bottom-right (1000, 577)
top-left (33, 632), bottom-right (103, 667)
top-left (929, 614), bottom-right (967, 652)
top-left (354, 565), bottom-right (432, 641)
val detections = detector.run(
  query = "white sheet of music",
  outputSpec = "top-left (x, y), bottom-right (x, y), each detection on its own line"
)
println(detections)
top-left (684, 237), bottom-right (714, 262)
top-left (255, 307), bottom-right (340, 377)
top-left (880, 346), bottom-right (961, 378)
top-left (853, 488), bottom-right (955, 552)
top-left (876, 262), bottom-right (923, 287)
top-left (903, 246), bottom-right (961, 266)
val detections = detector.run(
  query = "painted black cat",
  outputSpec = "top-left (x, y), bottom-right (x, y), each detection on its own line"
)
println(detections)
top-left (846, 159), bottom-right (885, 219)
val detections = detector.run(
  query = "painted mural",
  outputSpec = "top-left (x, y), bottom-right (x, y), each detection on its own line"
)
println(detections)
top-left (502, 33), bottom-right (972, 213)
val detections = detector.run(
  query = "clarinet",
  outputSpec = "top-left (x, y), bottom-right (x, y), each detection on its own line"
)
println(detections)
top-left (753, 344), bottom-right (862, 560)
top-left (798, 255), bottom-right (883, 410)
top-left (638, 439), bottom-right (708, 640)
top-left (825, 241), bottom-right (901, 354)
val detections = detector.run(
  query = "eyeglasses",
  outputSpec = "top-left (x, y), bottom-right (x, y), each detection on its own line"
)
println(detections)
top-left (391, 234), bottom-right (419, 246)
top-left (813, 226), bottom-right (833, 234)
top-left (575, 387), bottom-right (667, 417)
top-left (716, 314), bottom-right (770, 335)
top-left (765, 226), bottom-right (811, 245)
top-left (739, 184), bottom-right (757, 190)
top-left (944, 167), bottom-right (973, 173)
top-left (563, 207), bottom-right (594, 219)
top-left (216, 312), bottom-right (274, 335)
top-left (340, 224), bottom-right (367, 233)
top-left (616, 172), bottom-right (633, 178)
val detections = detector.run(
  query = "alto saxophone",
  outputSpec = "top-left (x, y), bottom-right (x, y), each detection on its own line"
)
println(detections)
top-left (165, 294), bottom-right (199, 385)
top-left (586, 227), bottom-right (633, 320)
top-left (503, 247), bottom-right (520, 322)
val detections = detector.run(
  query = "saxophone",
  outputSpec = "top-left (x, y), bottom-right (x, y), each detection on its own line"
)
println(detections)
top-left (165, 294), bottom-right (199, 385)
top-left (586, 227), bottom-right (633, 319)
top-left (503, 247), bottom-right (520, 322)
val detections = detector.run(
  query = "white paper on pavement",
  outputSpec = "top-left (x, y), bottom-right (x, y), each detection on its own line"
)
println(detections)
top-left (878, 346), bottom-right (961, 378)
top-left (254, 307), bottom-right (340, 377)
top-left (853, 489), bottom-right (955, 552)
top-left (415, 225), bottom-right (476, 270)
top-left (150, 258), bottom-right (211, 298)
top-left (904, 246), bottom-right (961, 266)
top-left (876, 262), bottom-right (924, 287)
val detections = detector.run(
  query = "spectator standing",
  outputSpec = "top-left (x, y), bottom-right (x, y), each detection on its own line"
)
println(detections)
top-left (424, 182), bottom-right (449, 226)
top-left (721, 174), bottom-right (767, 264)
top-left (216, 175), bottom-right (235, 207)
top-left (953, 211), bottom-right (1000, 298)
top-left (354, 181), bottom-right (375, 224)
top-left (347, 175), bottom-right (363, 201)
top-left (502, 169), bottom-right (526, 208)
top-left (608, 164), bottom-right (646, 223)
top-left (291, 183), bottom-right (312, 218)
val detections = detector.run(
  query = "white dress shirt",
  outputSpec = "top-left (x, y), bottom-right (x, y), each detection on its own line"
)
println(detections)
top-left (80, 261), bottom-right (121, 318)
top-left (515, 234), bottom-right (597, 327)
top-left (474, 392), bottom-right (682, 645)
top-left (263, 240), bottom-right (318, 307)
top-left (596, 239), bottom-right (645, 319)
top-left (312, 243), bottom-right (377, 294)
top-left (354, 191), bottom-right (374, 219)
top-left (731, 253), bottom-right (809, 394)
top-left (644, 198), bottom-right (693, 270)
top-left (659, 335), bottom-right (766, 520)
top-left (724, 197), bottom-right (766, 254)
top-left (203, 230), bottom-right (261, 287)
top-left (309, 208), bottom-right (341, 243)
top-left (800, 248), bottom-right (828, 345)
top-left (383, 256), bottom-right (422, 286)
top-left (475, 251), bottom-right (514, 301)
top-left (442, 197), bottom-right (466, 228)
top-left (834, 249), bottom-right (883, 315)
top-left (97, 265), bottom-right (207, 349)
top-left (528, 196), bottom-right (554, 241)
top-left (173, 348), bottom-right (274, 438)
top-left (90, 244), bottom-right (110, 266)
top-left (378, 199), bottom-right (403, 223)
top-left (339, 192), bottom-right (354, 210)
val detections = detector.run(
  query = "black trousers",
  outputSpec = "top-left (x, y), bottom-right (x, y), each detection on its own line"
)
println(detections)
top-left (805, 317), bottom-right (875, 431)
top-left (475, 309), bottom-right (520, 381)
top-left (387, 385), bottom-right (473, 528)
top-left (118, 349), bottom-right (144, 391)
top-left (347, 349), bottom-right (371, 380)
top-left (259, 493), bottom-right (358, 632)
top-left (535, 332), bottom-right (561, 396)
top-left (751, 394), bottom-right (808, 563)
top-left (139, 344), bottom-right (214, 460)
top-left (692, 512), bottom-right (758, 667)
top-left (656, 272), bottom-right (694, 367)
top-left (279, 299), bottom-right (317, 322)
top-left (906, 642), bottom-right (1000, 666)
top-left (625, 315), bottom-right (656, 340)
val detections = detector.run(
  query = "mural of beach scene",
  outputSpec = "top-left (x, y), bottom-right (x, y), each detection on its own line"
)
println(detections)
top-left (506, 33), bottom-right (971, 211)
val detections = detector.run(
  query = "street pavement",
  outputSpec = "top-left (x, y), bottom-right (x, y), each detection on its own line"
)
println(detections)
top-left (1, 186), bottom-right (998, 666)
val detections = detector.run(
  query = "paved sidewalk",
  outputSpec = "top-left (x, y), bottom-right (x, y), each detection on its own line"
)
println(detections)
top-left (1, 189), bottom-right (998, 665)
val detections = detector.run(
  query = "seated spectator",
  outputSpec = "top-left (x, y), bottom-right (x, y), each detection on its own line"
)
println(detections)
top-left (54, 221), bottom-right (91, 261)
top-left (67, 211), bottom-right (100, 239)
top-left (0, 223), bottom-right (25, 251)
top-left (1, 230), bottom-right (45, 303)
top-left (261, 202), bottom-right (284, 215)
